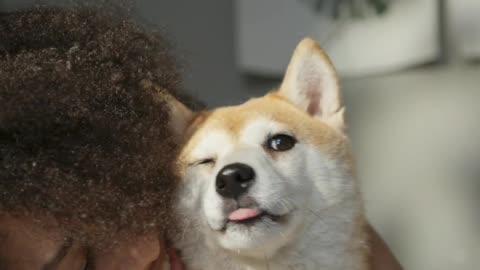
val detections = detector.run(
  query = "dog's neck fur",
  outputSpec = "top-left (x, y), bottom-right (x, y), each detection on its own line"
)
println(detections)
top-left (176, 195), bottom-right (368, 270)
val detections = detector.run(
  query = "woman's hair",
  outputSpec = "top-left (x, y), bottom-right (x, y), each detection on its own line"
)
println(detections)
top-left (0, 6), bottom-right (191, 246)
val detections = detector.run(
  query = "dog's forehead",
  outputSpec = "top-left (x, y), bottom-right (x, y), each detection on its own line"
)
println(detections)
top-left (181, 95), bottom-right (345, 159)
top-left (193, 97), bottom-right (292, 138)
top-left (181, 97), bottom-right (284, 158)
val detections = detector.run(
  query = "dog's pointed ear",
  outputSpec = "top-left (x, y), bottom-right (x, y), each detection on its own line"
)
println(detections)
top-left (277, 38), bottom-right (345, 130)
top-left (168, 97), bottom-right (194, 137)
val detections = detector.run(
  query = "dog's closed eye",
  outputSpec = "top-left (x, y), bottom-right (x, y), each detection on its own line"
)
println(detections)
top-left (189, 158), bottom-right (216, 167)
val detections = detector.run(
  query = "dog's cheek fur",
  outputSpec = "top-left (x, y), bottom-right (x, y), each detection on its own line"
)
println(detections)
top-left (254, 147), bottom-right (308, 214)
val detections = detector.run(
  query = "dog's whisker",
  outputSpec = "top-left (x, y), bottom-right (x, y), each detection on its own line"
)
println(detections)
top-left (306, 208), bottom-right (328, 226)
top-left (276, 199), bottom-right (289, 212)
top-left (281, 198), bottom-right (297, 213)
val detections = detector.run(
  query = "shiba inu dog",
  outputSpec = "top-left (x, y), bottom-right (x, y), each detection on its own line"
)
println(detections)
top-left (170, 38), bottom-right (370, 270)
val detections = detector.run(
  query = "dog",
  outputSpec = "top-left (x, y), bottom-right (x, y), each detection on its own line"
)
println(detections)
top-left (169, 38), bottom-right (370, 270)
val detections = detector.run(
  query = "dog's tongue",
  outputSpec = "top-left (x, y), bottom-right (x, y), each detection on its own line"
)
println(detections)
top-left (228, 208), bottom-right (261, 221)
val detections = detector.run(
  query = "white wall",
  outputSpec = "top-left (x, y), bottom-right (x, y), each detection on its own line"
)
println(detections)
top-left (136, 0), bottom-right (248, 107)
top-left (343, 65), bottom-right (480, 270)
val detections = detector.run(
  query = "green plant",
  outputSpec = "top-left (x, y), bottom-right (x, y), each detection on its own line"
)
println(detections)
top-left (300, 0), bottom-right (392, 19)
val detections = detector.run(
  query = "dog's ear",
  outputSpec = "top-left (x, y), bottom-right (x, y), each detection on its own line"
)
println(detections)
top-left (277, 38), bottom-right (344, 130)
top-left (168, 96), bottom-right (194, 137)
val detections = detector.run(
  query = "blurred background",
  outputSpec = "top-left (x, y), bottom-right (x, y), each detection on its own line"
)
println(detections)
top-left (1, 0), bottom-right (479, 269)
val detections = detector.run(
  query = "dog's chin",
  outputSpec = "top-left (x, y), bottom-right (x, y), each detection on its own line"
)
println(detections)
top-left (211, 211), bottom-right (296, 255)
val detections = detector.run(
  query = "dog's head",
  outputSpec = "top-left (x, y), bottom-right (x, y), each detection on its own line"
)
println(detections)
top-left (171, 39), bottom-right (357, 258)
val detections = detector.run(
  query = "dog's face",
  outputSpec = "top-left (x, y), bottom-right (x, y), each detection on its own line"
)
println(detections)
top-left (172, 39), bottom-right (355, 258)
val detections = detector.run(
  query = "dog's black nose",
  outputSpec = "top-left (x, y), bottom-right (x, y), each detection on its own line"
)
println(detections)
top-left (216, 163), bottom-right (255, 199)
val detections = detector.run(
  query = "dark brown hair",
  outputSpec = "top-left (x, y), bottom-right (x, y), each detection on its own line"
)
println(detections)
top-left (0, 6), bottom-right (187, 246)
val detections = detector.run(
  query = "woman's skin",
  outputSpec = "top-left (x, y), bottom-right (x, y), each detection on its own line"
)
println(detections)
top-left (0, 214), bottom-right (402, 270)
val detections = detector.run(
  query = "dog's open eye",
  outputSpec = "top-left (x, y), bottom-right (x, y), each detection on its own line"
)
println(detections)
top-left (266, 134), bottom-right (297, 152)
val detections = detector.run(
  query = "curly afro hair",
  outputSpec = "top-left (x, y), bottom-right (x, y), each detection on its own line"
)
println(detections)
top-left (0, 6), bottom-right (192, 246)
